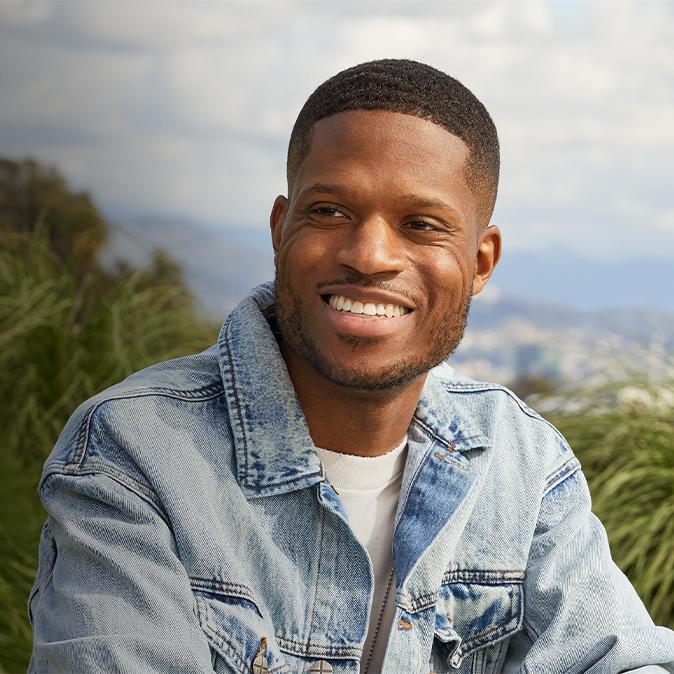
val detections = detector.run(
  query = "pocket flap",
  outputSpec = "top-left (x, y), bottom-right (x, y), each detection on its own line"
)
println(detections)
top-left (434, 577), bottom-right (523, 668)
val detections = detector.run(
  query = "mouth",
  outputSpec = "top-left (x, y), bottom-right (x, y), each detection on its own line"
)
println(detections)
top-left (324, 294), bottom-right (411, 318)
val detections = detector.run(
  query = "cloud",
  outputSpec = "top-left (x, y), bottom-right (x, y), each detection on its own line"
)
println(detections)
top-left (0, 0), bottom-right (673, 261)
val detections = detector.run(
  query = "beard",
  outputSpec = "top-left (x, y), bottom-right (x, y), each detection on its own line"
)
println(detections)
top-left (274, 271), bottom-right (471, 393)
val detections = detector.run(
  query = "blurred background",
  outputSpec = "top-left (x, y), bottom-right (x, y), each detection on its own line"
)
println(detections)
top-left (1, 1), bottom-right (673, 669)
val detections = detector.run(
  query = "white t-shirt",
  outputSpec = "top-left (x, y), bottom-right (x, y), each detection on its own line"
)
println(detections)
top-left (315, 438), bottom-right (408, 674)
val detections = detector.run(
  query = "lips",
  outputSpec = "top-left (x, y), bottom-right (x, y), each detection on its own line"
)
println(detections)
top-left (326, 294), bottom-right (410, 318)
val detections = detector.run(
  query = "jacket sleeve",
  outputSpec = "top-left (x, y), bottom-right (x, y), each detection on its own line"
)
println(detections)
top-left (505, 467), bottom-right (674, 673)
top-left (28, 467), bottom-right (221, 673)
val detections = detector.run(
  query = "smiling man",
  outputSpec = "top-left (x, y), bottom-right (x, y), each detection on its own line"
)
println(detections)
top-left (29, 60), bottom-right (674, 674)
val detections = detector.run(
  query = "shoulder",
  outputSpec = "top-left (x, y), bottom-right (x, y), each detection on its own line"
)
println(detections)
top-left (428, 362), bottom-right (576, 484)
top-left (43, 346), bottom-right (230, 479)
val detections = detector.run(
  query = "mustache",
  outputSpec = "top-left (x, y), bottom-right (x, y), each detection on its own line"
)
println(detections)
top-left (315, 276), bottom-right (419, 304)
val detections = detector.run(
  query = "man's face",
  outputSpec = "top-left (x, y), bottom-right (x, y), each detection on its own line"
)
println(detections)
top-left (271, 109), bottom-right (500, 393)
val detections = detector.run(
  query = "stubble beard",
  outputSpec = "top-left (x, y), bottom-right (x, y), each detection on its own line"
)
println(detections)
top-left (274, 273), bottom-right (471, 393)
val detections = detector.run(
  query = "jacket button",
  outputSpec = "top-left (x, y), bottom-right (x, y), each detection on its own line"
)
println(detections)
top-left (309, 661), bottom-right (333, 673)
top-left (252, 653), bottom-right (268, 674)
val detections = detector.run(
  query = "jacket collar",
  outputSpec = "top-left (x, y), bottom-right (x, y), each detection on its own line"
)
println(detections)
top-left (218, 283), bottom-right (489, 499)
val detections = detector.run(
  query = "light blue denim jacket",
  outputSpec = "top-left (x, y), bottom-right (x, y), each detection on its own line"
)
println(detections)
top-left (30, 282), bottom-right (674, 673)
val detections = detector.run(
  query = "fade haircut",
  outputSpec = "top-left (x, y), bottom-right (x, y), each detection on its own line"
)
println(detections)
top-left (287, 59), bottom-right (500, 227)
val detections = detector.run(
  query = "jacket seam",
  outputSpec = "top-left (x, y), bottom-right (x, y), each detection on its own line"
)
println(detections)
top-left (43, 465), bottom-right (171, 528)
top-left (195, 593), bottom-right (252, 674)
top-left (543, 457), bottom-right (581, 496)
top-left (70, 384), bottom-right (225, 470)
top-left (307, 508), bottom-right (326, 640)
top-left (275, 636), bottom-right (362, 657)
top-left (437, 381), bottom-right (571, 446)
top-left (441, 569), bottom-right (526, 584)
top-left (412, 415), bottom-right (487, 452)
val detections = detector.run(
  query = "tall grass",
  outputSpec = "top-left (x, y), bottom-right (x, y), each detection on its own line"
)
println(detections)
top-left (0, 228), bottom-right (218, 672)
top-left (551, 385), bottom-right (674, 629)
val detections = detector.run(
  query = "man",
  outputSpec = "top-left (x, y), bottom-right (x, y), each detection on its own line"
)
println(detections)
top-left (29, 60), bottom-right (674, 673)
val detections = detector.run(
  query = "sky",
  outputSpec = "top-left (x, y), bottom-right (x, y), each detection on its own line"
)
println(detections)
top-left (1, 0), bottom-right (673, 312)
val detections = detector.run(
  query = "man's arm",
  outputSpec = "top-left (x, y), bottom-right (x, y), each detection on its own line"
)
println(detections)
top-left (506, 468), bottom-right (674, 673)
top-left (29, 469), bottom-right (216, 673)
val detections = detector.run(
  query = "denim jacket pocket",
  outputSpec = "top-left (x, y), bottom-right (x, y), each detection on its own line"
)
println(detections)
top-left (192, 581), bottom-right (290, 674)
top-left (431, 574), bottom-right (523, 672)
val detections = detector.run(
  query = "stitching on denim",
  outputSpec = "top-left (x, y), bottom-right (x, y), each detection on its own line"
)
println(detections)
top-left (413, 416), bottom-right (487, 452)
top-left (72, 404), bottom-right (97, 468)
top-left (52, 464), bottom-right (169, 526)
top-left (435, 453), bottom-right (470, 470)
top-left (224, 319), bottom-right (251, 491)
top-left (307, 508), bottom-right (325, 642)
top-left (276, 635), bottom-right (362, 656)
top-left (243, 469), bottom-right (325, 492)
top-left (195, 593), bottom-right (252, 674)
top-left (190, 578), bottom-right (253, 593)
top-left (441, 570), bottom-right (525, 584)
top-left (268, 664), bottom-right (290, 674)
top-left (70, 383), bottom-right (224, 470)
top-left (543, 457), bottom-right (581, 496)
top-left (398, 618), bottom-right (412, 630)
top-left (438, 381), bottom-right (574, 448)
top-left (454, 583), bottom-right (521, 661)
top-left (459, 584), bottom-right (514, 649)
top-left (395, 589), bottom-right (439, 612)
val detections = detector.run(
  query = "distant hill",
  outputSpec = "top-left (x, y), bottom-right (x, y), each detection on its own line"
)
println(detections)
top-left (452, 287), bottom-right (674, 388)
top-left (102, 215), bottom-right (274, 319)
top-left (102, 215), bottom-right (674, 389)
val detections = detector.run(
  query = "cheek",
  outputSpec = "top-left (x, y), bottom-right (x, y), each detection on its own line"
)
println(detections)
top-left (416, 255), bottom-right (473, 301)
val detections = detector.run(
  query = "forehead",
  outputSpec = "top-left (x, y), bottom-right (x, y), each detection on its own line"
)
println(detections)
top-left (293, 110), bottom-right (472, 198)
top-left (307, 109), bottom-right (469, 167)
top-left (293, 110), bottom-right (475, 215)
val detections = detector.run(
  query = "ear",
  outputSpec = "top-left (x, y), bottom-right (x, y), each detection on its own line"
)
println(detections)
top-left (270, 195), bottom-right (289, 265)
top-left (471, 225), bottom-right (501, 296)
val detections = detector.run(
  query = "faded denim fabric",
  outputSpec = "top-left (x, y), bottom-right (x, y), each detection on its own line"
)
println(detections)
top-left (29, 282), bottom-right (674, 673)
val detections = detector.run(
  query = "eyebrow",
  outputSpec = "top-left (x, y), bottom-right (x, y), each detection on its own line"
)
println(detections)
top-left (302, 184), bottom-right (458, 212)
top-left (300, 183), bottom-right (356, 200)
top-left (397, 194), bottom-right (457, 214)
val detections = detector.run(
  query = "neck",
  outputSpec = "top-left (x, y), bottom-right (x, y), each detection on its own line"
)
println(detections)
top-left (281, 344), bottom-right (426, 457)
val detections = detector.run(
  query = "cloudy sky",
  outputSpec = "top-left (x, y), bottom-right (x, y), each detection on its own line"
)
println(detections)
top-left (1, 0), bottom-right (673, 311)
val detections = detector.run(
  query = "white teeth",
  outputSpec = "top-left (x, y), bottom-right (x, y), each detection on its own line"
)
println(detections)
top-left (327, 295), bottom-right (408, 318)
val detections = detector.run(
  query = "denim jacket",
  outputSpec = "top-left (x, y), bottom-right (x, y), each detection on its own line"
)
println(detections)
top-left (30, 282), bottom-right (674, 673)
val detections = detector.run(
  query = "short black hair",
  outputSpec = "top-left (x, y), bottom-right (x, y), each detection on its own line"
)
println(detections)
top-left (287, 59), bottom-right (500, 226)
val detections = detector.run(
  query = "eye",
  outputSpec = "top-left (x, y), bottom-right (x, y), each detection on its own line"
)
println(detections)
top-left (314, 206), bottom-right (347, 218)
top-left (402, 220), bottom-right (438, 232)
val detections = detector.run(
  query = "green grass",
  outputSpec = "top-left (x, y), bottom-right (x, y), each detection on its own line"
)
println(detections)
top-left (550, 384), bottom-right (674, 629)
top-left (0, 228), bottom-right (218, 672)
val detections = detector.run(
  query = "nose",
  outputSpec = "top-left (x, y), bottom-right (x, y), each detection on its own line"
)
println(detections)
top-left (335, 216), bottom-right (405, 276)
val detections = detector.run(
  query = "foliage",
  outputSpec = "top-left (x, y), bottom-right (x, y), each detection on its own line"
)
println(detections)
top-left (0, 158), bottom-right (108, 278)
top-left (0, 159), bottom-right (219, 672)
top-left (550, 384), bottom-right (674, 629)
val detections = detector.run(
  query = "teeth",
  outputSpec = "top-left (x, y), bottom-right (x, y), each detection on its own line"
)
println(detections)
top-left (326, 295), bottom-right (408, 318)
